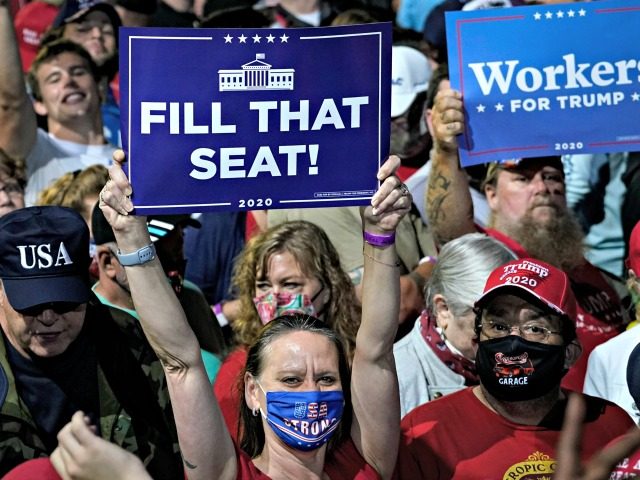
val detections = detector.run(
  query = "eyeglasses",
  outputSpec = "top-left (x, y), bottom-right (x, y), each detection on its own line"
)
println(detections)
top-left (0, 182), bottom-right (23, 196)
top-left (16, 302), bottom-right (82, 317)
top-left (479, 320), bottom-right (562, 343)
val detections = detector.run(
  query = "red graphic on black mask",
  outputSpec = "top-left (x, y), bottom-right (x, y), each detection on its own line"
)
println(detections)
top-left (493, 352), bottom-right (535, 378)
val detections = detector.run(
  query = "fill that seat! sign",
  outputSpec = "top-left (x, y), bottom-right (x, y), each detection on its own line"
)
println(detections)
top-left (119, 23), bottom-right (392, 214)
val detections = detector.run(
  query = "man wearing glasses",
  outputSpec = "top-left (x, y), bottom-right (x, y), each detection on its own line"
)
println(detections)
top-left (397, 257), bottom-right (634, 479)
top-left (0, 206), bottom-right (182, 478)
top-left (426, 88), bottom-right (627, 393)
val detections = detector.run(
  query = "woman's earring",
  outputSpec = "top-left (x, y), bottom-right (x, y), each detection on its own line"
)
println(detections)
top-left (252, 407), bottom-right (259, 417)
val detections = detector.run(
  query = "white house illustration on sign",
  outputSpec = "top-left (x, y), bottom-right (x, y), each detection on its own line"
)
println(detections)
top-left (218, 53), bottom-right (295, 91)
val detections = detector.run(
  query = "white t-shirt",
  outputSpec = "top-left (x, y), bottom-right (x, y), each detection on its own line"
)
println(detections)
top-left (25, 129), bottom-right (116, 206)
top-left (583, 326), bottom-right (640, 424)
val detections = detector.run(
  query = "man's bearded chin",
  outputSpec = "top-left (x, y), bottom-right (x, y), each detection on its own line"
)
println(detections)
top-left (504, 203), bottom-right (585, 271)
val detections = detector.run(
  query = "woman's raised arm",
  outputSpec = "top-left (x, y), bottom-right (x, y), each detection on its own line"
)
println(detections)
top-left (350, 155), bottom-right (409, 479)
top-left (100, 150), bottom-right (237, 480)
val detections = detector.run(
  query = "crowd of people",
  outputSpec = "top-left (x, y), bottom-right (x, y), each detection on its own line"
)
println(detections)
top-left (1, 0), bottom-right (640, 479)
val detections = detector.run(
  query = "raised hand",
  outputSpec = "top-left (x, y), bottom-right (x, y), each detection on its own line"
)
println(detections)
top-left (431, 89), bottom-right (464, 154)
top-left (364, 155), bottom-right (412, 234)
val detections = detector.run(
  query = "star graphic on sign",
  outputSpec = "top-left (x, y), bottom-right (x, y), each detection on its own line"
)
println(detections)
top-left (223, 34), bottom-right (233, 43)
top-left (252, 34), bottom-right (261, 43)
top-left (579, 8), bottom-right (586, 16)
top-left (556, 10), bottom-right (564, 18)
top-left (476, 104), bottom-right (486, 113)
top-left (238, 34), bottom-right (247, 43)
top-left (495, 103), bottom-right (504, 112)
top-left (266, 34), bottom-right (275, 43)
top-left (632, 92), bottom-right (640, 102)
top-left (533, 12), bottom-right (541, 20)
top-left (545, 11), bottom-right (553, 19)
top-left (280, 33), bottom-right (289, 43)
top-left (567, 9), bottom-right (575, 17)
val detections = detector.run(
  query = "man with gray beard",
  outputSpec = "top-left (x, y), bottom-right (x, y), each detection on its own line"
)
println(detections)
top-left (425, 88), bottom-right (627, 392)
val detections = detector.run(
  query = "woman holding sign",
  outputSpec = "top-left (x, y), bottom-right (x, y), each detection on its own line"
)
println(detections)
top-left (63, 151), bottom-right (407, 480)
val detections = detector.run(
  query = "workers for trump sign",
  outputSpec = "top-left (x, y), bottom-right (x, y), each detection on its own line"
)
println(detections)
top-left (119, 23), bottom-right (391, 214)
top-left (446, 0), bottom-right (640, 166)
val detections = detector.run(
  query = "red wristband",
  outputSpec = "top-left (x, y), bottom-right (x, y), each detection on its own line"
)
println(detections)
top-left (363, 231), bottom-right (395, 247)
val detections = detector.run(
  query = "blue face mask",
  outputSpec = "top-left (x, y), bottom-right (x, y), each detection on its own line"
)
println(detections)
top-left (259, 387), bottom-right (345, 451)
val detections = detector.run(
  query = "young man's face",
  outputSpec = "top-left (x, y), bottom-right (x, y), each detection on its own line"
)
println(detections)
top-left (486, 161), bottom-right (567, 232)
top-left (33, 51), bottom-right (101, 122)
top-left (0, 283), bottom-right (86, 358)
top-left (63, 10), bottom-right (117, 67)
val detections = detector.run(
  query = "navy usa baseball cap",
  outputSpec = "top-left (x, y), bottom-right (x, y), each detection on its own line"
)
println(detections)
top-left (0, 206), bottom-right (91, 310)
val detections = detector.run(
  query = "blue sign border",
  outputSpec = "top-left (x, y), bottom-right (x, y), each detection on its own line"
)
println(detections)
top-left (120, 24), bottom-right (392, 214)
top-left (446, 1), bottom-right (640, 166)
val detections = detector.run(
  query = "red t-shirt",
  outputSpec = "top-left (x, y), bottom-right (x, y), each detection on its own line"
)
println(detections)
top-left (609, 443), bottom-right (640, 477)
top-left (214, 347), bottom-right (249, 442)
top-left (3, 458), bottom-right (61, 480)
top-left (236, 438), bottom-right (380, 479)
top-left (397, 387), bottom-right (633, 480)
top-left (482, 228), bottom-right (624, 392)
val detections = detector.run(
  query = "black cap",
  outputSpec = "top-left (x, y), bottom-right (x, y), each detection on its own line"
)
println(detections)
top-left (200, 0), bottom-right (267, 27)
top-left (91, 203), bottom-right (201, 245)
top-left (423, 0), bottom-right (464, 63)
top-left (0, 206), bottom-right (91, 310)
top-left (114, 0), bottom-right (157, 15)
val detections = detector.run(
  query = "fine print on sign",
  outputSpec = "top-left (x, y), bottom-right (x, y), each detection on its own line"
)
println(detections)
top-left (446, 0), bottom-right (640, 166)
top-left (120, 23), bottom-right (392, 214)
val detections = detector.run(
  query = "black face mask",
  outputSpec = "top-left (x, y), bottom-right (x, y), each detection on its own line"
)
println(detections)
top-left (476, 335), bottom-right (566, 402)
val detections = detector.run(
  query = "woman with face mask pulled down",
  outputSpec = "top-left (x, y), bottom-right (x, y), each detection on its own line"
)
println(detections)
top-left (393, 233), bottom-right (517, 417)
top-left (215, 219), bottom-right (361, 441)
top-left (79, 152), bottom-right (408, 480)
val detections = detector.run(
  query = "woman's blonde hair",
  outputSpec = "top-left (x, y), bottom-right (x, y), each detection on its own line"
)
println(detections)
top-left (37, 164), bottom-right (109, 220)
top-left (231, 220), bottom-right (360, 361)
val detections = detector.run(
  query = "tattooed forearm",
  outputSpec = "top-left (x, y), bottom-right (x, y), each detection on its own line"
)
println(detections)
top-left (427, 167), bottom-right (451, 224)
top-left (431, 169), bottom-right (451, 192)
top-left (428, 192), bottom-right (448, 225)
top-left (426, 159), bottom-right (475, 245)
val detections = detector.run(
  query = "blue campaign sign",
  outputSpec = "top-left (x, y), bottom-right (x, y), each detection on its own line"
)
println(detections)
top-left (445, 0), bottom-right (640, 166)
top-left (120, 23), bottom-right (391, 214)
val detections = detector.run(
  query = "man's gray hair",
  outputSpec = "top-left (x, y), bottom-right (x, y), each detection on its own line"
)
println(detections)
top-left (426, 233), bottom-right (517, 318)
